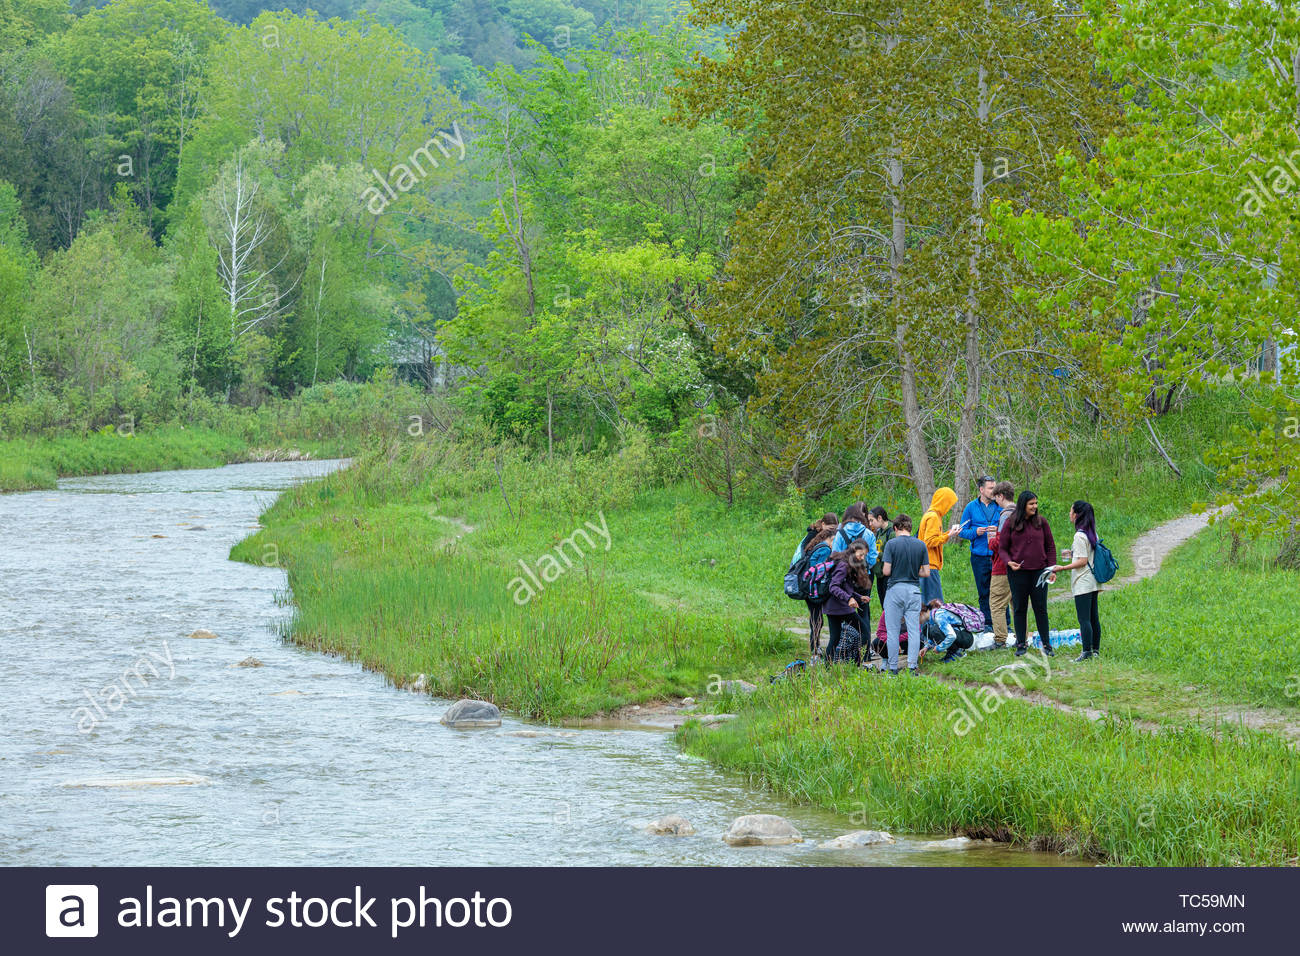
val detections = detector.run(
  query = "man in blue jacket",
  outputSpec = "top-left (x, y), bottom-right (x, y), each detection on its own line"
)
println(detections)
top-left (959, 476), bottom-right (1001, 629)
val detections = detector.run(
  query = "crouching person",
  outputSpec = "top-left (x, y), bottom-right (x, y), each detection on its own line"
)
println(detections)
top-left (880, 513), bottom-right (930, 675)
top-left (920, 600), bottom-right (975, 663)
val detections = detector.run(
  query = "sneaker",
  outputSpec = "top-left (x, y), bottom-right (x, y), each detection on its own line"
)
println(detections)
top-left (1014, 646), bottom-right (1027, 657)
top-left (1073, 651), bottom-right (1092, 663)
top-left (884, 668), bottom-right (900, 677)
top-left (1043, 645), bottom-right (1055, 658)
top-left (907, 667), bottom-right (919, 676)
top-left (940, 650), bottom-right (959, 664)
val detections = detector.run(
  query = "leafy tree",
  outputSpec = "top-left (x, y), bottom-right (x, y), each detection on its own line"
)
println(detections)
top-left (25, 193), bottom-right (176, 422)
top-left (1000, 0), bottom-right (1300, 559)
top-left (678, 0), bottom-right (1120, 504)
top-left (49, 0), bottom-right (228, 233)
top-left (0, 179), bottom-right (38, 398)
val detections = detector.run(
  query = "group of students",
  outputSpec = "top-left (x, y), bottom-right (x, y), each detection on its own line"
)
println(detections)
top-left (789, 478), bottom-right (1106, 676)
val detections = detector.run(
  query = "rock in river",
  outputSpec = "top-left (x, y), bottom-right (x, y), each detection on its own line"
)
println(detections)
top-left (189, 629), bottom-right (218, 640)
top-left (820, 830), bottom-right (895, 849)
top-left (723, 814), bottom-right (802, 846)
top-left (234, 657), bottom-right (263, 668)
top-left (440, 699), bottom-right (502, 729)
top-left (923, 836), bottom-right (975, 850)
top-left (646, 815), bottom-right (696, 836)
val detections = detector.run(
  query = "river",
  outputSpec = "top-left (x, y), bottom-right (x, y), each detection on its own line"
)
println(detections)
top-left (0, 460), bottom-right (1077, 866)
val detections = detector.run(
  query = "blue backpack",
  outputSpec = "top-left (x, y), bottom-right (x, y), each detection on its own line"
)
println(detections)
top-left (1089, 538), bottom-right (1119, 584)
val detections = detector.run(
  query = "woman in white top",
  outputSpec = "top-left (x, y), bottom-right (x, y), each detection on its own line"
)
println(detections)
top-left (1049, 500), bottom-right (1102, 662)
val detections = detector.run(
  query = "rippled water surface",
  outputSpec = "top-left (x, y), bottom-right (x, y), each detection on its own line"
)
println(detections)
top-left (0, 461), bottom-right (1080, 866)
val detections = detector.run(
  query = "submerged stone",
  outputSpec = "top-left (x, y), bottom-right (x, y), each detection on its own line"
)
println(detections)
top-left (723, 814), bottom-right (802, 846)
top-left (189, 629), bottom-right (218, 639)
top-left (820, 830), bottom-right (895, 849)
top-left (923, 836), bottom-right (975, 850)
top-left (440, 698), bottom-right (502, 729)
top-left (647, 815), bottom-right (696, 836)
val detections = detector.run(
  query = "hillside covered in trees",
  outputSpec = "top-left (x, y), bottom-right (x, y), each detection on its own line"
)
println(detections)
top-left (1, 0), bottom-right (1297, 553)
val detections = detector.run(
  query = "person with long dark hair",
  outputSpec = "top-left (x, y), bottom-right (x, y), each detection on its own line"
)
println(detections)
top-left (823, 539), bottom-right (872, 664)
top-left (1002, 490), bottom-right (1056, 657)
top-left (791, 513), bottom-right (838, 657)
top-left (1051, 500), bottom-right (1103, 661)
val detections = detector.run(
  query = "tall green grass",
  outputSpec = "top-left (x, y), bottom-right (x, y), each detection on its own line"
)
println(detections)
top-left (0, 379), bottom-right (433, 492)
top-left (232, 436), bottom-right (792, 720)
top-left (681, 670), bottom-right (1300, 865)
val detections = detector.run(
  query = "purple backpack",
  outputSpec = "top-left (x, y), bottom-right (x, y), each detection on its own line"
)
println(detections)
top-left (939, 602), bottom-right (985, 632)
top-left (801, 558), bottom-right (835, 604)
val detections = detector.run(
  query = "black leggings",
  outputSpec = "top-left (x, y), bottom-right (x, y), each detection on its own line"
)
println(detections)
top-left (856, 594), bottom-right (871, 655)
top-left (1008, 568), bottom-right (1051, 650)
top-left (1075, 591), bottom-right (1102, 654)
top-left (826, 612), bottom-right (863, 664)
top-left (805, 599), bottom-right (824, 657)
top-left (875, 573), bottom-right (888, 608)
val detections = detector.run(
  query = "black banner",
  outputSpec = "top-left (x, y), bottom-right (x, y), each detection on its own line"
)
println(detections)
top-left (6, 867), bottom-right (1293, 953)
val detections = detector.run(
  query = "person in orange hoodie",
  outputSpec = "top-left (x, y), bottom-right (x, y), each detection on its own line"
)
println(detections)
top-left (918, 486), bottom-right (961, 605)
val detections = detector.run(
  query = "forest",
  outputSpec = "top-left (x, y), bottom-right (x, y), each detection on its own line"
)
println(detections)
top-left (1, 0), bottom-right (1298, 552)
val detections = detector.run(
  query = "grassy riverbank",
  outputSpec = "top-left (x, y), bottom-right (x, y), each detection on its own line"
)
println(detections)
top-left (680, 670), bottom-right (1300, 866)
top-left (232, 396), bottom-right (1300, 865)
top-left (0, 380), bottom-right (429, 492)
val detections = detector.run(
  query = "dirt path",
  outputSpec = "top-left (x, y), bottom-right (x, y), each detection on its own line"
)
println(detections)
top-left (1047, 500), bottom-right (1231, 603)
top-left (1111, 502), bottom-right (1232, 589)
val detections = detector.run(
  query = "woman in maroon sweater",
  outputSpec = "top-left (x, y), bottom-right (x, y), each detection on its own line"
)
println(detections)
top-left (824, 540), bottom-right (871, 665)
top-left (1003, 490), bottom-right (1056, 657)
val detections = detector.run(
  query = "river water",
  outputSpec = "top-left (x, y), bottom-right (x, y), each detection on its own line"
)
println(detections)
top-left (0, 460), bottom-right (1076, 866)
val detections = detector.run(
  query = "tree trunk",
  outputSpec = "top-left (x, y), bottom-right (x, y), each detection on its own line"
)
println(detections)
top-left (885, 28), bottom-right (935, 509)
top-left (889, 141), bottom-right (934, 508)
top-left (955, 51), bottom-right (990, 513)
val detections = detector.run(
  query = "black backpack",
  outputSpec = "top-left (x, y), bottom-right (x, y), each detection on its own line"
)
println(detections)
top-left (787, 536), bottom-right (832, 601)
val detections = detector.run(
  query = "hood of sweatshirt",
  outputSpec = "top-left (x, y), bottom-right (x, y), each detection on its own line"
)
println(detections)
top-left (928, 487), bottom-right (958, 516)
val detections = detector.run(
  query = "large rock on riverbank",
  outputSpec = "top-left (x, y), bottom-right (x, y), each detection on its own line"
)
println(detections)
top-left (723, 814), bottom-right (802, 846)
top-left (440, 699), bottom-right (502, 729)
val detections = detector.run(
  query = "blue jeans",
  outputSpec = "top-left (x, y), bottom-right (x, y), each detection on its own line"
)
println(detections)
top-left (921, 569), bottom-right (943, 606)
top-left (970, 553), bottom-right (993, 626)
top-left (884, 583), bottom-right (922, 671)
